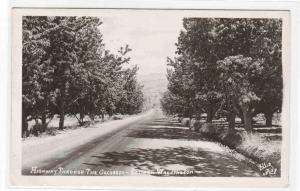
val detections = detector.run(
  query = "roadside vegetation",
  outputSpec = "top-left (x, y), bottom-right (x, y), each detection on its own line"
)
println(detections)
top-left (22, 16), bottom-right (144, 137)
top-left (161, 18), bottom-right (282, 170)
top-left (24, 113), bottom-right (136, 139)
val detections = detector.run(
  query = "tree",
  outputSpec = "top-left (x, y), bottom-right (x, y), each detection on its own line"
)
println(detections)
top-left (22, 16), bottom-right (56, 134)
top-left (116, 65), bottom-right (144, 115)
top-left (161, 90), bottom-right (186, 116)
top-left (217, 55), bottom-right (264, 132)
top-left (214, 18), bottom-right (283, 126)
top-left (44, 16), bottom-right (80, 130)
top-left (163, 17), bottom-right (283, 132)
top-left (175, 18), bottom-right (223, 122)
top-left (165, 55), bottom-right (200, 118)
top-left (22, 16), bottom-right (145, 136)
top-left (252, 19), bottom-right (283, 126)
top-left (71, 17), bottom-right (106, 122)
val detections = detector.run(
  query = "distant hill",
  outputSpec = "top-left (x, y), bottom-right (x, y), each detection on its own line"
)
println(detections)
top-left (138, 73), bottom-right (168, 108)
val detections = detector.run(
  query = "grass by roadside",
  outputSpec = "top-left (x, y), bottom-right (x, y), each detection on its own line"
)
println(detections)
top-left (180, 117), bottom-right (281, 177)
top-left (24, 113), bottom-right (142, 141)
top-left (235, 132), bottom-right (281, 169)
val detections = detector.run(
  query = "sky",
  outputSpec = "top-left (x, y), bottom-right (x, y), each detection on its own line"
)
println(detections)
top-left (99, 12), bottom-right (184, 77)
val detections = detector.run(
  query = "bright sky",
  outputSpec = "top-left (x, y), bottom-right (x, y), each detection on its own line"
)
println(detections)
top-left (99, 13), bottom-right (184, 76)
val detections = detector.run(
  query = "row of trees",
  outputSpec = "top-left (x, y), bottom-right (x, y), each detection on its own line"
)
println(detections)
top-left (161, 18), bottom-right (282, 132)
top-left (22, 16), bottom-right (144, 136)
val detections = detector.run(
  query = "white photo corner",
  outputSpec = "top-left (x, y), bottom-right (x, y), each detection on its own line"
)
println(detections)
top-left (7, 0), bottom-right (300, 190)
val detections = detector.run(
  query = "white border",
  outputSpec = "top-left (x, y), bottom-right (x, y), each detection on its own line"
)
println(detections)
top-left (2, 0), bottom-right (300, 191)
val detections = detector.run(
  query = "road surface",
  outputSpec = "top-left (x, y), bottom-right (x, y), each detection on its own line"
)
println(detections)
top-left (22, 109), bottom-right (261, 177)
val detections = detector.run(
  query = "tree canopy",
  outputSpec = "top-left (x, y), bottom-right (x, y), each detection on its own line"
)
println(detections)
top-left (161, 18), bottom-right (282, 132)
top-left (22, 16), bottom-right (144, 136)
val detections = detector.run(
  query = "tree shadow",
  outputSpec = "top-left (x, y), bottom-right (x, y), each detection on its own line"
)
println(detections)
top-left (126, 124), bottom-right (209, 141)
top-left (84, 147), bottom-right (260, 177)
top-left (78, 117), bottom-right (264, 177)
top-left (125, 117), bottom-right (214, 141)
top-left (127, 127), bottom-right (210, 141)
top-left (141, 122), bottom-right (183, 128)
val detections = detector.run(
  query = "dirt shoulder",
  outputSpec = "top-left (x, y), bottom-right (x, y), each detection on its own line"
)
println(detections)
top-left (22, 110), bottom-right (155, 170)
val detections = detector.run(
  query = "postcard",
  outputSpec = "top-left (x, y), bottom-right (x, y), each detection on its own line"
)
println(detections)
top-left (11, 8), bottom-right (290, 188)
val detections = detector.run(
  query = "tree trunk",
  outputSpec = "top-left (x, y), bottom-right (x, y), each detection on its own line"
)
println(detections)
top-left (183, 110), bottom-right (189, 119)
top-left (59, 102), bottom-right (65, 130)
top-left (74, 114), bottom-right (84, 126)
top-left (206, 107), bottom-right (213, 123)
top-left (58, 79), bottom-right (68, 130)
top-left (108, 110), bottom-right (113, 118)
top-left (41, 113), bottom-right (47, 132)
top-left (196, 113), bottom-right (201, 120)
top-left (265, 112), bottom-right (273, 126)
top-left (227, 97), bottom-right (236, 133)
top-left (240, 114), bottom-right (244, 124)
top-left (228, 112), bottom-right (236, 133)
top-left (241, 104), bottom-right (252, 132)
top-left (101, 113), bottom-right (104, 122)
top-left (22, 109), bottom-right (28, 138)
top-left (80, 110), bottom-right (84, 124)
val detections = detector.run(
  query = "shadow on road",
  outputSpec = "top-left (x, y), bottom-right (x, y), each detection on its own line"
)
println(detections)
top-left (126, 118), bottom-right (209, 141)
top-left (127, 126), bottom-right (208, 141)
top-left (85, 146), bottom-right (258, 177)
top-left (82, 117), bottom-right (260, 177)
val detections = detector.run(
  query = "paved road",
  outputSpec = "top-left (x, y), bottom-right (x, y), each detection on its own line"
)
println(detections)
top-left (23, 110), bottom-right (261, 177)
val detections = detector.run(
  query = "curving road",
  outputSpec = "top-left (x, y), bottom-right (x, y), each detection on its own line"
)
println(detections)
top-left (23, 109), bottom-right (261, 177)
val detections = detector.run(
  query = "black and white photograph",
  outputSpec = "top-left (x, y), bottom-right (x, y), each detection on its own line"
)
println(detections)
top-left (10, 8), bottom-right (291, 188)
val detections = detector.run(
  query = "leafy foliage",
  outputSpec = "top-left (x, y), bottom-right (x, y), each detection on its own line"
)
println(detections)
top-left (22, 16), bottom-right (144, 136)
top-left (161, 18), bottom-right (282, 132)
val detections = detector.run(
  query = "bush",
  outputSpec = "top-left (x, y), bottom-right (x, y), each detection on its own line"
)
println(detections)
top-left (189, 118), bottom-right (195, 130)
top-left (30, 123), bottom-right (45, 136)
top-left (178, 117), bottom-right (184, 123)
top-left (112, 114), bottom-right (123, 120)
top-left (190, 119), bottom-right (203, 132)
top-left (45, 128), bottom-right (56, 136)
top-left (219, 131), bottom-right (243, 148)
top-left (199, 123), bottom-right (217, 137)
top-left (181, 118), bottom-right (190, 127)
